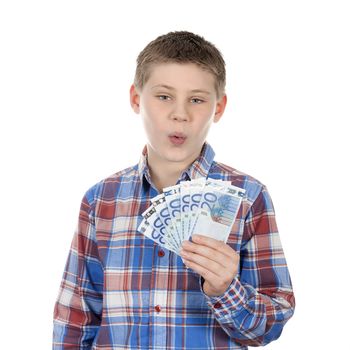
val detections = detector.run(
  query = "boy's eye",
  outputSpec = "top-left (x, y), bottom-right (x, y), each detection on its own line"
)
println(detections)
top-left (157, 95), bottom-right (171, 101)
top-left (191, 98), bottom-right (204, 104)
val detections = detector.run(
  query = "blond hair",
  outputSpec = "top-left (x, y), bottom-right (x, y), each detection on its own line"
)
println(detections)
top-left (134, 31), bottom-right (226, 98)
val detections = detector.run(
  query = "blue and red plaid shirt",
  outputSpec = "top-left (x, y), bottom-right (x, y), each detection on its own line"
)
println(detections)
top-left (53, 142), bottom-right (295, 349)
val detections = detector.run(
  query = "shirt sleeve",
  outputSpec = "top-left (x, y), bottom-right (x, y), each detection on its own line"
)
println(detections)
top-left (53, 189), bottom-right (104, 349)
top-left (201, 185), bottom-right (295, 347)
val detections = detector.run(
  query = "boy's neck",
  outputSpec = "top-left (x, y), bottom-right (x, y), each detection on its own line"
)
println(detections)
top-left (147, 148), bottom-right (200, 193)
top-left (148, 167), bottom-right (181, 193)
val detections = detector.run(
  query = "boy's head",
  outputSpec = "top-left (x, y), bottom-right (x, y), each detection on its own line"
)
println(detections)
top-left (133, 31), bottom-right (226, 99)
top-left (130, 31), bottom-right (227, 177)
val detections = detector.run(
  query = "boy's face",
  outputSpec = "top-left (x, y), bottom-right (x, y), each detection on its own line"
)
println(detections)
top-left (130, 63), bottom-right (227, 170)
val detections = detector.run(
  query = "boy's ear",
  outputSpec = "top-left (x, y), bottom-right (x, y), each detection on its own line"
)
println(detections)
top-left (213, 94), bottom-right (227, 123)
top-left (130, 84), bottom-right (140, 114)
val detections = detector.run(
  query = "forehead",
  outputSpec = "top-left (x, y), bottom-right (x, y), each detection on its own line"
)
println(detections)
top-left (145, 62), bottom-right (216, 93)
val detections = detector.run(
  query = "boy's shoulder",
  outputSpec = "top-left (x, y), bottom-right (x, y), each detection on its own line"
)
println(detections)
top-left (83, 163), bottom-right (139, 205)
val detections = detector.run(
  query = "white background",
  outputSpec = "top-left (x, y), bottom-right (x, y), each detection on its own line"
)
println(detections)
top-left (1, 0), bottom-right (349, 348)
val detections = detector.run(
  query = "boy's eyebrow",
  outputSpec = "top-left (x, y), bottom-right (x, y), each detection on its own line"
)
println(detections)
top-left (151, 84), bottom-right (211, 95)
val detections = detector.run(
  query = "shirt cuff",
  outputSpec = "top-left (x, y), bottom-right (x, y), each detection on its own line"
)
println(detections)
top-left (200, 276), bottom-right (248, 320)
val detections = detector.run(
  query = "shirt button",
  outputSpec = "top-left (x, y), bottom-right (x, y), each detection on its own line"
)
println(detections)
top-left (213, 302), bottom-right (221, 309)
top-left (155, 305), bottom-right (161, 313)
top-left (158, 249), bottom-right (165, 257)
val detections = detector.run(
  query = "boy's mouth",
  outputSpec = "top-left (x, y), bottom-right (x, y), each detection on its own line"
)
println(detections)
top-left (168, 132), bottom-right (187, 146)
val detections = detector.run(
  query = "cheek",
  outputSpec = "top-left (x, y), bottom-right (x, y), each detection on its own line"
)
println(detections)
top-left (142, 118), bottom-right (156, 137)
top-left (195, 104), bottom-right (216, 120)
top-left (142, 96), bottom-right (168, 114)
top-left (141, 100), bottom-right (166, 123)
top-left (194, 113), bottom-right (215, 134)
top-left (141, 110), bottom-right (165, 137)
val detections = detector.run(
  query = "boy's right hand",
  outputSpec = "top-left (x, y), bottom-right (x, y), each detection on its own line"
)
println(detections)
top-left (180, 234), bottom-right (239, 297)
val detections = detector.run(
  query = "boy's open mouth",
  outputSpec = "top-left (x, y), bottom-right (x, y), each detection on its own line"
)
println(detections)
top-left (169, 132), bottom-right (187, 145)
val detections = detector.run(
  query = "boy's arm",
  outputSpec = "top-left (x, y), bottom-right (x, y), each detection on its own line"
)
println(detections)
top-left (53, 189), bottom-right (103, 349)
top-left (181, 185), bottom-right (295, 346)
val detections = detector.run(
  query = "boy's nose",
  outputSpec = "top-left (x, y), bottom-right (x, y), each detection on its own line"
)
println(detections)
top-left (171, 114), bottom-right (188, 122)
top-left (171, 105), bottom-right (189, 122)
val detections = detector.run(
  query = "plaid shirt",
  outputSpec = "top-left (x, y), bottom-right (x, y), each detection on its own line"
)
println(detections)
top-left (53, 142), bottom-right (295, 349)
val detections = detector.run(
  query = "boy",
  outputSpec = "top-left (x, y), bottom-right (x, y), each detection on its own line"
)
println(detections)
top-left (53, 31), bottom-right (295, 349)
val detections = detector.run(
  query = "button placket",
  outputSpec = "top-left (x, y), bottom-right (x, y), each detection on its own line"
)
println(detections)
top-left (213, 301), bottom-right (221, 309)
top-left (158, 249), bottom-right (165, 257)
top-left (149, 241), bottom-right (169, 347)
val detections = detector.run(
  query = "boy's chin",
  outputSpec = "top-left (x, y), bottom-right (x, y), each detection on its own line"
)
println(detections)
top-left (162, 147), bottom-right (199, 164)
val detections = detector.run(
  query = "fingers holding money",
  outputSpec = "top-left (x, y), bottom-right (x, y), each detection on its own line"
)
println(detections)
top-left (180, 244), bottom-right (225, 273)
top-left (192, 234), bottom-right (239, 259)
top-left (181, 235), bottom-right (239, 264)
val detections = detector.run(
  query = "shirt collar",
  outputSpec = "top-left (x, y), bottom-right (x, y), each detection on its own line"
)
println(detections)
top-left (138, 141), bottom-right (216, 185)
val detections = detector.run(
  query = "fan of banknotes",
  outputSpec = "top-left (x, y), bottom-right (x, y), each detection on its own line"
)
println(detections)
top-left (138, 178), bottom-right (246, 255)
